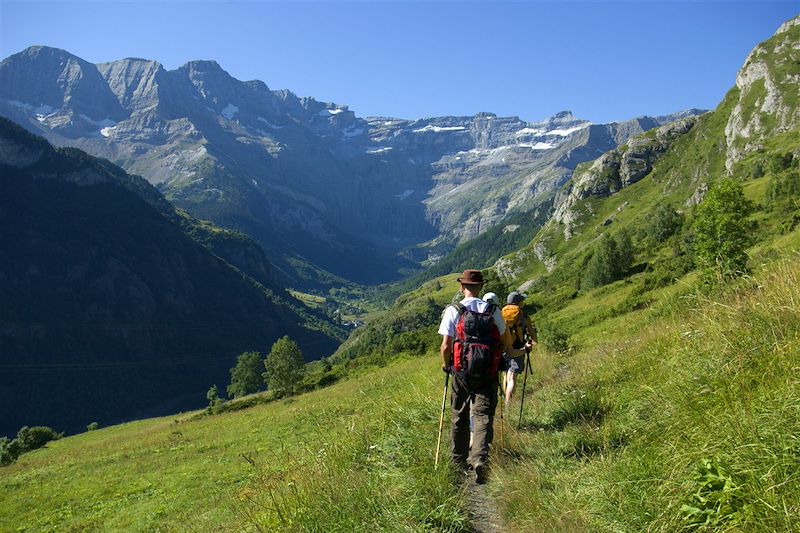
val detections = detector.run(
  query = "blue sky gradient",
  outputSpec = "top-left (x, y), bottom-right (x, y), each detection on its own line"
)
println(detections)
top-left (1, 1), bottom-right (797, 123)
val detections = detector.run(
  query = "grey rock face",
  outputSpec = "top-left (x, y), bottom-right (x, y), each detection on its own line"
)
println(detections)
top-left (0, 46), bottom-right (126, 135)
top-left (725, 16), bottom-right (800, 173)
top-left (553, 116), bottom-right (699, 238)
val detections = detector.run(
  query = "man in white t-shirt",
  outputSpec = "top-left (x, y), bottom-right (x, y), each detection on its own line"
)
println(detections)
top-left (438, 269), bottom-right (510, 483)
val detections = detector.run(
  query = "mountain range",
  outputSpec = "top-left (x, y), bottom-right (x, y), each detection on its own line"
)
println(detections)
top-left (0, 46), bottom-right (703, 287)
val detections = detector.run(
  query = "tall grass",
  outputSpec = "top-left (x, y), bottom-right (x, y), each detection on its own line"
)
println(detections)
top-left (491, 253), bottom-right (800, 531)
top-left (229, 395), bottom-right (468, 532)
top-left (0, 357), bottom-right (469, 532)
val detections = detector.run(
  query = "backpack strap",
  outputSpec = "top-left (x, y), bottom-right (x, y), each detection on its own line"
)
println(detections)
top-left (451, 302), bottom-right (466, 315)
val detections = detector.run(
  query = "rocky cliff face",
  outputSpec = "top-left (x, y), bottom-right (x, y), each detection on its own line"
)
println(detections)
top-left (725, 16), bottom-right (800, 173)
top-left (552, 116), bottom-right (700, 237)
top-left (0, 46), bottom-right (703, 286)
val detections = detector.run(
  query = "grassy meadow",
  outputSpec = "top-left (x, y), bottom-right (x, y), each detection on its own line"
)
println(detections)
top-left (1, 357), bottom-right (467, 532)
top-left (490, 253), bottom-right (800, 532)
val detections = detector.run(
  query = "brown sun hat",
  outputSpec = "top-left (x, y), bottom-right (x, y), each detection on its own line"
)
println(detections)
top-left (457, 269), bottom-right (484, 284)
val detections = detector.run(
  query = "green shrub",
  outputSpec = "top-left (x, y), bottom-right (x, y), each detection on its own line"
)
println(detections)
top-left (1, 426), bottom-right (62, 466)
top-left (0, 437), bottom-right (22, 466)
top-left (582, 231), bottom-right (634, 289)
top-left (206, 385), bottom-right (224, 414)
top-left (692, 178), bottom-right (755, 281)
top-left (538, 318), bottom-right (570, 353)
top-left (86, 422), bottom-right (99, 432)
top-left (15, 426), bottom-right (63, 451)
top-left (647, 203), bottom-right (684, 243)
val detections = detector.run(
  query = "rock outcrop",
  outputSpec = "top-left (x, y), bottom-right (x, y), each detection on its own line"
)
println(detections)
top-left (553, 116), bottom-right (699, 238)
top-left (725, 16), bottom-right (800, 173)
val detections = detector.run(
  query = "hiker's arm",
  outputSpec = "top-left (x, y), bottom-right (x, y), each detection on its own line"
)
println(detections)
top-left (440, 335), bottom-right (454, 371)
top-left (525, 319), bottom-right (538, 345)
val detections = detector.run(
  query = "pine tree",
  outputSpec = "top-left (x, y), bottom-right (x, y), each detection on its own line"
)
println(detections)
top-left (263, 336), bottom-right (305, 396)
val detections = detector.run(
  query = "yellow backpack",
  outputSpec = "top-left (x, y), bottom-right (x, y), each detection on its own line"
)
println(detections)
top-left (502, 304), bottom-right (525, 349)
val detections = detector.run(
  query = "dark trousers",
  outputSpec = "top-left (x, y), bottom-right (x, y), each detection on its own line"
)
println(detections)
top-left (450, 373), bottom-right (498, 469)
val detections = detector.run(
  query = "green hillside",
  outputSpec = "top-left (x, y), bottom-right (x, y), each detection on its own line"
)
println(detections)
top-left (0, 356), bottom-right (466, 531)
top-left (0, 118), bottom-right (341, 437)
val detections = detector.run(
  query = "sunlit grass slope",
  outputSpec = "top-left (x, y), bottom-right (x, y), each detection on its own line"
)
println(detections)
top-left (491, 253), bottom-right (800, 532)
top-left (1, 357), bottom-right (467, 532)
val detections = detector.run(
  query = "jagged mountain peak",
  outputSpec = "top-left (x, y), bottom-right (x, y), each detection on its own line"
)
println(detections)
top-left (12, 44), bottom-right (78, 61)
top-left (550, 110), bottom-right (576, 121)
top-left (0, 45), bottom-right (125, 123)
top-left (180, 59), bottom-right (226, 73)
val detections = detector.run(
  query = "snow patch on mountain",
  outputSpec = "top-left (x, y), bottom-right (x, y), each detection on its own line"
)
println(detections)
top-left (221, 103), bottom-right (239, 119)
top-left (545, 124), bottom-right (590, 136)
top-left (257, 117), bottom-right (284, 129)
top-left (367, 147), bottom-right (392, 154)
top-left (396, 189), bottom-right (414, 200)
top-left (319, 107), bottom-right (345, 116)
top-left (515, 127), bottom-right (546, 136)
top-left (7, 99), bottom-right (57, 120)
top-left (413, 125), bottom-right (467, 133)
top-left (518, 142), bottom-right (555, 150)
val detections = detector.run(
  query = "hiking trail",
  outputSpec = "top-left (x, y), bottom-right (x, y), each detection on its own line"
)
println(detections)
top-left (464, 477), bottom-right (503, 533)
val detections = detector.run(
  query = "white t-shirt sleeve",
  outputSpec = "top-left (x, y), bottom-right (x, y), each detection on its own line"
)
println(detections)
top-left (438, 305), bottom-right (458, 337)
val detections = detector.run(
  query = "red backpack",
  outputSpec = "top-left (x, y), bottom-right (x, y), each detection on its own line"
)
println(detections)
top-left (452, 303), bottom-right (502, 385)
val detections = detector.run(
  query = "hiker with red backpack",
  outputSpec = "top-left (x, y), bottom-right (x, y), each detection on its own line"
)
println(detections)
top-left (437, 269), bottom-right (511, 484)
top-left (501, 291), bottom-right (537, 407)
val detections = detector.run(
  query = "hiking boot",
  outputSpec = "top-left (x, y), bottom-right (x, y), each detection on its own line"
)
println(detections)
top-left (475, 464), bottom-right (488, 484)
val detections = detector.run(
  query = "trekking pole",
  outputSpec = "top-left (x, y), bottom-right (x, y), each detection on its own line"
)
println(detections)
top-left (499, 376), bottom-right (505, 449)
top-left (435, 371), bottom-right (450, 469)
top-left (517, 348), bottom-right (532, 429)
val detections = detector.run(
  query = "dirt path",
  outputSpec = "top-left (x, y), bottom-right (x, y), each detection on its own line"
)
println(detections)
top-left (464, 476), bottom-right (504, 533)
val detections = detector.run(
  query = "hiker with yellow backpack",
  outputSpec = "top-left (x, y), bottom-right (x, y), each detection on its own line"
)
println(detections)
top-left (501, 291), bottom-right (537, 407)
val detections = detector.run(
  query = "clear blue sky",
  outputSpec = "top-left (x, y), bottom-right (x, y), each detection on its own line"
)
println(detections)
top-left (1, 1), bottom-right (797, 123)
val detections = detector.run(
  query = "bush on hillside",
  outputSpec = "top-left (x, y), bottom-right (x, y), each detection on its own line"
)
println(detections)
top-left (537, 318), bottom-right (570, 354)
top-left (227, 351), bottom-right (265, 398)
top-left (0, 437), bottom-right (22, 466)
top-left (692, 178), bottom-right (755, 281)
top-left (15, 426), bottom-right (63, 451)
top-left (0, 426), bottom-right (63, 466)
top-left (206, 385), bottom-right (224, 414)
top-left (264, 336), bottom-right (305, 396)
top-left (647, 203), bottom-right (684, 243)
top-left (582, 231), bottom-right (635, 289)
